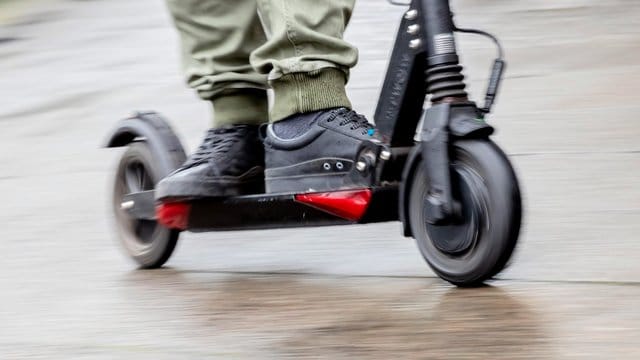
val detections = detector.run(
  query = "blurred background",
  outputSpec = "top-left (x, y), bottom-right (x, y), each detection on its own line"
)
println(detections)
top-left (1, 0), bottom-right (639, 358)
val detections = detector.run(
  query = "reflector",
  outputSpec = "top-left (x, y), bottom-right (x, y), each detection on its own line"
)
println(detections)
top-left (295, 189), bottom-right (372, 221)
top-left (156, 202), bottom-right (190, 230)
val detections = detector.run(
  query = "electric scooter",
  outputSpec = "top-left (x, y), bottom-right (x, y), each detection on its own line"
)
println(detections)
top-left (105, 0), bottom-right (522, 286)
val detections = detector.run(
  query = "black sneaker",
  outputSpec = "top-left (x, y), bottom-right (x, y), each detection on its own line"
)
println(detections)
top-left (155, 125), bottom-right (264, 201)
top-left (263, 108), bottom-right (383, 194)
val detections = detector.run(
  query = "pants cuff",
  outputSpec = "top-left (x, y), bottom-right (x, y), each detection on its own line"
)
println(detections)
top-left (270, 68), bottom-right (352, 122)
top-left (211, 89), bottom-right (269, 127)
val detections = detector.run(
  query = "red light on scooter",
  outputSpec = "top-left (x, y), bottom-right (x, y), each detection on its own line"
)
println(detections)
top-left (295, 189), bottom-right (372, 221)
top-left (156, 202), bottom-right (191, 230)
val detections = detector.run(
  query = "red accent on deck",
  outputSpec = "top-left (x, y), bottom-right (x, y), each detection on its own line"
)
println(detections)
top-left (295, 189), bottom-right (372, 221)
top-left (156, 202), bottom-right (191, 230)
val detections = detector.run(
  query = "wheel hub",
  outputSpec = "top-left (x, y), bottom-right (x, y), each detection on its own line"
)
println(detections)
top-left (424, 166), bottom-right (484, 255)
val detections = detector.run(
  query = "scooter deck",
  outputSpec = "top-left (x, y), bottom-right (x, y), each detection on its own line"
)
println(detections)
top-left (123, 186), bottom-right (399, 232)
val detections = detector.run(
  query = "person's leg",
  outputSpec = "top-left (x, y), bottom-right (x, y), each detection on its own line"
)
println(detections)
top-left (253, 0), bottom-right (383, 194)
top-left (157, 0), bottom-right (268, 200)
top-left (253, 0), bottom-right (357, 122)
top-left (166, 0), bottom-right (269, 127)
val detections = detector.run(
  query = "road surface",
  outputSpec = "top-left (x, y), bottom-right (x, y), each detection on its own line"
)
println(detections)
top-left (1, 0), bottom-right (640, 358)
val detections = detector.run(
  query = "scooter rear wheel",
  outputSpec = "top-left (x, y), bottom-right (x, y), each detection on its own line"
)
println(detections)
top-left (409, 139), bottom-right (521, 286)
top-left (113, 142), bottom-right (179, 268)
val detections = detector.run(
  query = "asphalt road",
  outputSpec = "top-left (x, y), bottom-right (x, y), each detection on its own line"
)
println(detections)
top-left (1, 0), bottom-right (640, 358)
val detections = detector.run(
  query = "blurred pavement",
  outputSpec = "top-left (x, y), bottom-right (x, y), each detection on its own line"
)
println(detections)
top-left (1, 0), bottom-right (640, 358)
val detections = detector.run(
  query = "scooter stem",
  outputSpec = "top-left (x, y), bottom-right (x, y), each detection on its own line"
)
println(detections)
top-left (413, 0), bottom-right (468, 103)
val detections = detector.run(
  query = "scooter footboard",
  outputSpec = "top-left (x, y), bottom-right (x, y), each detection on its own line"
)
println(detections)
top-left (122, 187), bottom-right (399, 232)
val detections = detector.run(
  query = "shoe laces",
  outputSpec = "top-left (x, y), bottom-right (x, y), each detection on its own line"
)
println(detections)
top-left (328, 108), bottom-right (375, 135)
top-left (184, 127), bottom-right (244, 167)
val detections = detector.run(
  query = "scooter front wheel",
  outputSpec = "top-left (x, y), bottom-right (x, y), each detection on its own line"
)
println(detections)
top-left (112, 142), bottom-right (180, 268)
top-left (409, 139), bottom-right (521, 286)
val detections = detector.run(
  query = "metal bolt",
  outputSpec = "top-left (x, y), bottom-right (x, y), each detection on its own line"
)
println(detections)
top-left (379, 150), bottom-right (391, 161)
top-left (409, 39), bottom-right (422, 49)
top-left (404, 9), bottom-right (418, 20)
top-left (355, 161), bottom-right (367, 172)
top-left (120, 200), bottom-right (135, 210)
top-left (407, 24), bottom-right (420, 35)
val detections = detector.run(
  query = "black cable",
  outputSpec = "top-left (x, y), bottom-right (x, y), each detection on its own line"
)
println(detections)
top-left (387, 0), bottom-right (411, 6)
top-left (454, 26), bottom-right (505, 59)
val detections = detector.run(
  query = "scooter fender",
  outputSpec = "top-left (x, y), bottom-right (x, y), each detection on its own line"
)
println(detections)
top-left (399, 145), bottom-right (422, 237)
top-left (104, 111), bottom-right (186, 173)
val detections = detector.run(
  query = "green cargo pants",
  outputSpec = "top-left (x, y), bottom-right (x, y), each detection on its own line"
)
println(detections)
top-left (165, 0), bottom-right (358, 127)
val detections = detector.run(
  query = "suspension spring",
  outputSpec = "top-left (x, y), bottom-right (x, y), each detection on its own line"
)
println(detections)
top-left (426, 64), bottom-right (468, 103)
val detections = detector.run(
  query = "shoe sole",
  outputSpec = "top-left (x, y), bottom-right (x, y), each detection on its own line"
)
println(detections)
top-left (156, 167), bottom-right (265, 201)
top-left (265, 169), bottom-right (375, 194)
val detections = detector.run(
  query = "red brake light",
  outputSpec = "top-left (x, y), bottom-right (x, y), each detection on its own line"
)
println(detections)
top-left (295, 189), bottom-right (372, 221)
top-left (156, 202), bottom-right (191, 230)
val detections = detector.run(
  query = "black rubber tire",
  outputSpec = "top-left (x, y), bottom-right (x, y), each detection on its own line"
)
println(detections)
top-left (112, 142), bottom-right (179, 268)
top-left (409, 139), bottom-right (521, 286)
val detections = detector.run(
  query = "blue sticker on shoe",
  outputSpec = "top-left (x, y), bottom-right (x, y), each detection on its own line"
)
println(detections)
top-left (367, 129), bottom-right (375, 136)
